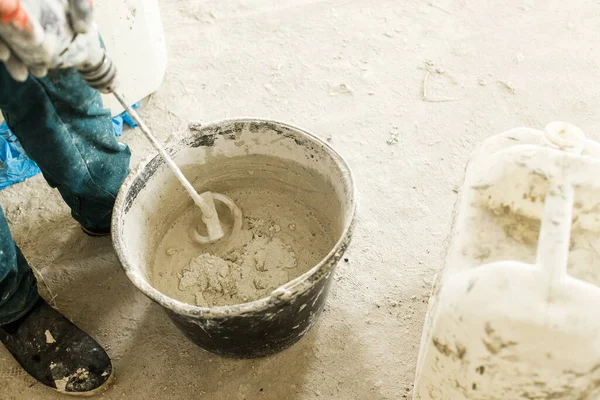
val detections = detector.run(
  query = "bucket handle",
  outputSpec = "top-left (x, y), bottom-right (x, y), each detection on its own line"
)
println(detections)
top-left (535, 182), bottom-right (574, 283)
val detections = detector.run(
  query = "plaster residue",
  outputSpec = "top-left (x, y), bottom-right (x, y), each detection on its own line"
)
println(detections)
top-left (177, 232), bottom-right (297, 306)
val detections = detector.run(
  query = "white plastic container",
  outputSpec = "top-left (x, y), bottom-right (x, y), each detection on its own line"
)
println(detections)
top-left (413, 122), bottom-right (600, 399)
top-left (94, 0), bottom-right (167, 115)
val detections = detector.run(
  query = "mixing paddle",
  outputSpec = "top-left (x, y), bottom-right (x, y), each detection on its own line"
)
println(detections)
top-left (112, 92), bottom-right (242, 244)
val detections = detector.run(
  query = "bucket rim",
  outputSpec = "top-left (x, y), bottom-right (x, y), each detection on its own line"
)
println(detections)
top-left (112, 117), bottom-right (357, 319)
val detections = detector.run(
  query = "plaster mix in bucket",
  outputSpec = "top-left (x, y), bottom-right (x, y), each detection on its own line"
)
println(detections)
top-left (150, 154), bottom-right (337, 308)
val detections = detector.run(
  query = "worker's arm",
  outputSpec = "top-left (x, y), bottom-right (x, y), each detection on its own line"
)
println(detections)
top-left (0, 0), bottom-right (103, 82)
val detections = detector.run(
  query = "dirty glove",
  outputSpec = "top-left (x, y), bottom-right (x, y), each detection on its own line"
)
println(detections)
top-left (0, 0), bottom-right (104, 82)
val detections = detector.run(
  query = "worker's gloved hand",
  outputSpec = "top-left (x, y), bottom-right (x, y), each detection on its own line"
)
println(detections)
top-left (0, 0), bottom-right (104, 82)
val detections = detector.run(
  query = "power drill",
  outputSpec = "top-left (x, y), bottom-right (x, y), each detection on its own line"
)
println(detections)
top-left (0, 0), bottom-right (118, 94)
top-left (77, 46), bottom-right (118, 94)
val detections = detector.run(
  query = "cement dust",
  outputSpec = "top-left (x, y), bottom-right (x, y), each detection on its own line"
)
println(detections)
top-left (152, 184), bottom-right (335, 307)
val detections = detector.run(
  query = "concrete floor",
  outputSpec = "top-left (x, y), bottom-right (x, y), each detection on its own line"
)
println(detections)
top-left (2, 0), bottom-right (600, 398)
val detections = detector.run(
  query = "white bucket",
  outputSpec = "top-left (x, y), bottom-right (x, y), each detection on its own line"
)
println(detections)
top-left (413, 122), bottom-right (600, 399)
top-left (94, 0), bottom-right (167, 115)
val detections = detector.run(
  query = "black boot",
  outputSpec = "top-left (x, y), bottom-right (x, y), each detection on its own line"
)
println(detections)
top-left (0, 297), bottom-right (113, 396)
top-left (81, 225), bottom-right (111, 237)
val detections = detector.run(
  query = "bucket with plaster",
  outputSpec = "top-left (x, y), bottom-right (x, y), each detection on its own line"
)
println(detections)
top-left (112, 119), bottom-right (356, 358)
top-left (413, 122), bottom-right (600, 399)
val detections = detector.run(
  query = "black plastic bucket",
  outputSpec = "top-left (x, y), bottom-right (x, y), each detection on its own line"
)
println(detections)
top-left (112, 119), bottom-right (356, 358)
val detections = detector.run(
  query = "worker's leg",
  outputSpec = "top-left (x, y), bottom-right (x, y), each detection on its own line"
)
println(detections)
top-left (0, 65), bottom-right (115, 394)
top-left (0, 65), bottom-right (131, 233)
top-left (0, 208), bottom-right (39, 326)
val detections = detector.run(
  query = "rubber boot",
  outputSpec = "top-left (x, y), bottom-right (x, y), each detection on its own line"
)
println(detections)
top-left (0, 297), bottom-right (113, 396)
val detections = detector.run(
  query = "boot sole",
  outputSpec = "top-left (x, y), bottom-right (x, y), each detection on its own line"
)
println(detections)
top-left (54, 370), bottom-right (115, 397)
top-left (81, 227), bottom-right (111, 237)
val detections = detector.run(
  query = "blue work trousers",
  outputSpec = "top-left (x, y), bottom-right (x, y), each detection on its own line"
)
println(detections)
top-left (0, 65), bottom-right (130, 324)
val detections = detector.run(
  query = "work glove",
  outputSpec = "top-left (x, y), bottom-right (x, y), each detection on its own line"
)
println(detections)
top-left (0, 0), bottom-right (104, 82)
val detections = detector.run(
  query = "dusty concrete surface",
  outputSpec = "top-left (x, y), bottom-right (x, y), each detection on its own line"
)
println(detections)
top-left (2, 0), bottom-right (600, 398)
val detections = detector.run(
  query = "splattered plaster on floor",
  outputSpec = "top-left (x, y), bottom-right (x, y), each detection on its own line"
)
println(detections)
top-left (2, 0), bottom-right (600, 398)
